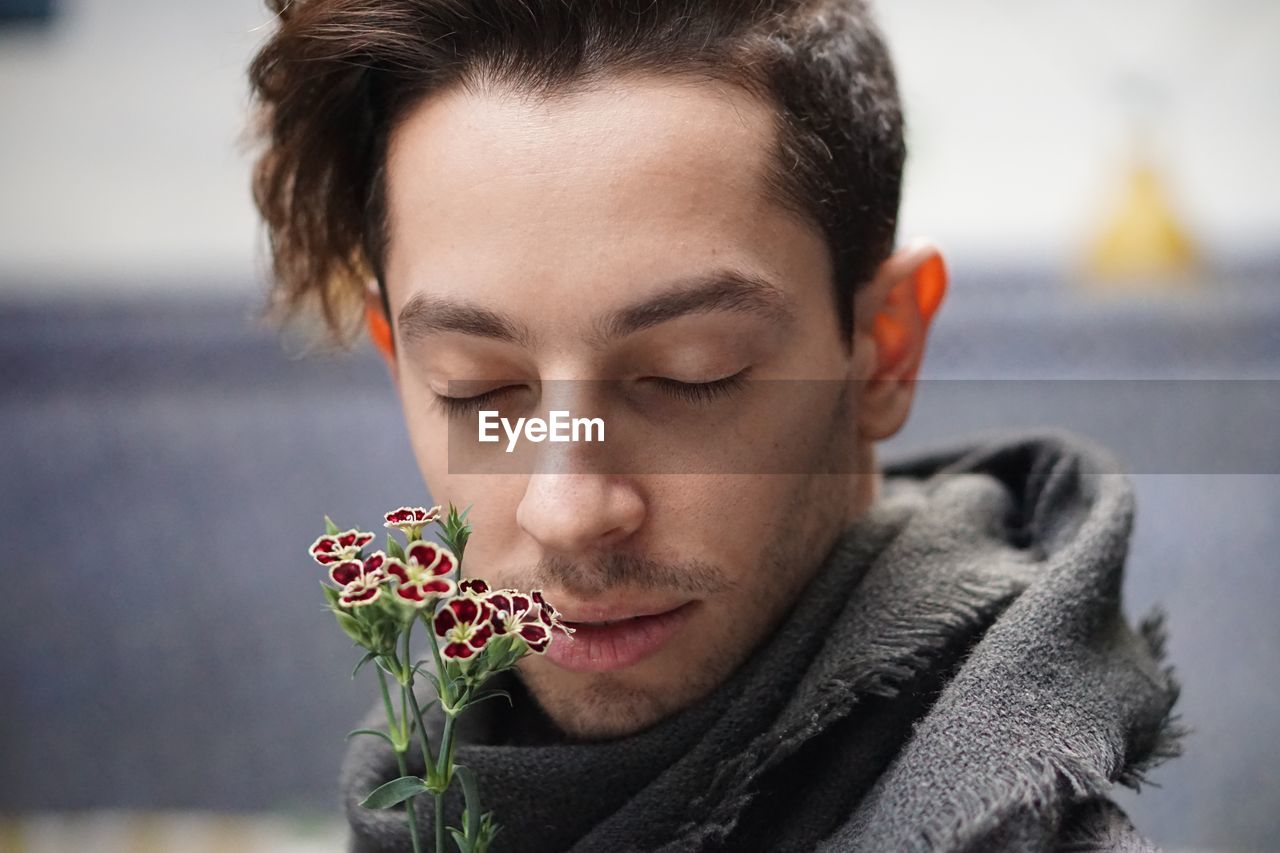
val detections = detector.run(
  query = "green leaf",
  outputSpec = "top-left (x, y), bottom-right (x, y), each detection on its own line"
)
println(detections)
top-left (351, 650), bottom-right (378, 679)
top-left (490, 644), bottom-right (523, 671)
top-left (455, 764), bottom-right (483, 841)
top-left (483, 815), bottom-right (501, 850)
top-left (448, 827), bottom-right (470, 853)
top-left (335, 609), bottom-right (367, 642)
top-left (386, 535), bottom-right (405, 561)
top-left (413, 664), bottom-right (442, 694)
top-left (359, 775), bottom-right (430, 809)
top-left (417, 693), bottom-right (443, 719)
top-left (320, 582), bottom-right (339, 607)
top-left (462, 690), bottom-right (514, 712)
top-left (324, 515), bottom-right (341, 535)
top-left (345, 727), bottom-right (395, 747)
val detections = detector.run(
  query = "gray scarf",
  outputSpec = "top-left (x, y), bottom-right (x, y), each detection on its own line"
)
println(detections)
top-left (341, 429), bottom-right (1182, 852)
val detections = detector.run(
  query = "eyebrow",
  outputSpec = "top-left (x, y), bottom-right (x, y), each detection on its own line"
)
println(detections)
top-left (398, 293), bottom-right (533, 348)
top-left (395, 269), bottom-right (794, 350)
top-left (592, 270), bottom-right (795, 345)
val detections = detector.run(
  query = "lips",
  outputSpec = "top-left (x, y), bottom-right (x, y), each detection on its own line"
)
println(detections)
top-left (558, 600), bottom-right (690, 625)
top-left (544, 601), bottom-right (698, 673)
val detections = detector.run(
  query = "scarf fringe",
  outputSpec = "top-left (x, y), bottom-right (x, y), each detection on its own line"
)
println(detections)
top-left (1116, 607), bottom-right (1188, 793)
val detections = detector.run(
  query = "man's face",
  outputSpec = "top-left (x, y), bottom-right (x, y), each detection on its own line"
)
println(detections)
top-left (380, 74), bottom-right (879, 740)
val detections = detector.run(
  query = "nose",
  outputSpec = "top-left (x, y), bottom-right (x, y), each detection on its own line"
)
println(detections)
top-left (516, 471), bottom-right (645, 556)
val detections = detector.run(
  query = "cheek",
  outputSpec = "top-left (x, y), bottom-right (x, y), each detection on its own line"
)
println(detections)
top-left (398, 387), bottom-right (448, 481)
top-left (396, 389), bottom-right (529, 563)
top-left (644, 474), bottom-right (778, 565)
top-left (400, 415), bottom-right (519, 527)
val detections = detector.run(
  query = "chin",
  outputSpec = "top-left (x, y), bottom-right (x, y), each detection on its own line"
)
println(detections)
top-left (517, 661), bottom-right (689, 741)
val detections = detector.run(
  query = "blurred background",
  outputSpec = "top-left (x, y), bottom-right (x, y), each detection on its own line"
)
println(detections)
top-left (2, 0), bottom-right (1277, 850)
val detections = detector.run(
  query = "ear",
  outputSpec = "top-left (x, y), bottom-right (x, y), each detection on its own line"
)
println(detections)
top-left (851, 240), bottom-right (948, 441)
top-left (365, 282), bottom-right (399, 386)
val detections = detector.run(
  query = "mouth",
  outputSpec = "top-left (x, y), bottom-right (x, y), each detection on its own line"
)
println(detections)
top-left (545, 600), bottom-right (698, 673)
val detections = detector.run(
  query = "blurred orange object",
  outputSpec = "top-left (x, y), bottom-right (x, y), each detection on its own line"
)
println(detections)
top-left (365, 299), bottom-right (395, 360)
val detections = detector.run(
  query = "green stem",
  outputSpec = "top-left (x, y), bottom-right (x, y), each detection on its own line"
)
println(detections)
top-left (435, 684), bottom-right (476, 852)
top-left (402, 618), bottom-right (437, 773)
top-left (397, 645), bottom-right (411, 752)
top-left (376, 665), bottom-right (425, 853)
top-left (435, 785), bottom-right (446, 853)
top-left (394, 747), bottom-right (426, 853)
top-left (375, 665), bottom-right (401, 749)
top-left (436, 712), bottom-right (458, 783)
top-left (424, 611), bottom-right (448, 702)
top-left (424, 612), bottom-right (453, 853)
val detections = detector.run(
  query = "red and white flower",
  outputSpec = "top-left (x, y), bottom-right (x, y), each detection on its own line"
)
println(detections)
top-left (433, 596), bottom-right (495, 661)
top-left (530, 590), bottom-right (575, 637)
top-left (485, 588), bottom-right (555, 653)
top-left (458, 578), bottom-right (490, 595)
top-left (384, 506), bottom-right (441, 540)
top-left (385, 541), bottom-right (457, 607)
top-left (309, 529), bottom-right (375, 565)
top-left (329, 551), bottom-right (389, 608)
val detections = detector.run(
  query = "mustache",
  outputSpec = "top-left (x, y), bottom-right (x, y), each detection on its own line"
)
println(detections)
top-left (523, 552), bottom-right (735, 599)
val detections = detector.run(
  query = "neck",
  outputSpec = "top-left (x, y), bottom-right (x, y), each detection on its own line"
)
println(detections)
top-left (845, 440), bottom-right (882, 528)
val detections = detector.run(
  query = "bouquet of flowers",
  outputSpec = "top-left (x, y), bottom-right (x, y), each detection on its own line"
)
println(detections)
top-left (311, 504), bottom-right (574, 853)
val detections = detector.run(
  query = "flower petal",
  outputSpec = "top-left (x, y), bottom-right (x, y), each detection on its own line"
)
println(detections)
top-left (340, 584), bottom-right (381, 607)
top-left (395, 586), bottom-right (428, 606)
top-left (518, 623), bottom-right (548, 645)
top-left (434, 605), bottom-right (458, 636)
top-left (310, 535), bottom-right (336, 553)
top-left (330, 529), bottom-right (366, 550)
top-left (508, 593), bottom-right (533, 618)
top-left (385, 506), bottom-right (440, 527)
top-left (384, 558), bottom-right (409, 584)
top-left (467, 623), bottom-right (494, 650)
top-left (407, 541), bottom-right (443, 571)
top-left (459, 578), bottom-right (489, 595)
top-left (330, 560), bottom-right (363, 587)
top-left (430, 550), bottom-right (457, 578)
top-left (442, 642), bottom-right (475, 660)
top-left (420, 578), bottom-right (455, 597)
top-left (449, 596), bottom-right (480, 625)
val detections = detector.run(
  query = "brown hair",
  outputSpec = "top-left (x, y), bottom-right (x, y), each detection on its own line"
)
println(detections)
top-left (247, 0), bottom-right (904, 347)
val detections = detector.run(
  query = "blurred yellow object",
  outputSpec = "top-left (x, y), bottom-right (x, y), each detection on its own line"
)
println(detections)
top-left (1084, 156), bottom-right (1199, 290)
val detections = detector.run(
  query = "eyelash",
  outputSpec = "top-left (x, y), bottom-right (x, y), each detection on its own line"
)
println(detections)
top-left (645, 370), bottom-right (749, 405)
top-left (431, 370), bottom-right (749, 418)
top-left (431, 386), bottom-right (518, 418)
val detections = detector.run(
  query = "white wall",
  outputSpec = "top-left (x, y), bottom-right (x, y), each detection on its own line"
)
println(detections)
top-left (1, 0), bottom-right (1277, 294)
top-left (881, 0), bottom-right (1280, 268)
top-left (0, 0), bottom-right (272, 293)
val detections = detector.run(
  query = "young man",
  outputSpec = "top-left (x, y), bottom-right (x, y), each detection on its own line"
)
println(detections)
top-left (248, 1), bottom-right (1180, 849)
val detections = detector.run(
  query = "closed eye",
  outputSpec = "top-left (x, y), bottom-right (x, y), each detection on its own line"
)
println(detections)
top-left (432, 385), bottom-right (523, 418)
top-left (643, 370), bottom-right (749, 404)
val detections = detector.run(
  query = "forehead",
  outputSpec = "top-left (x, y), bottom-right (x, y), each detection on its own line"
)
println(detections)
top-left (382, 73), bottom-right (828, 319)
